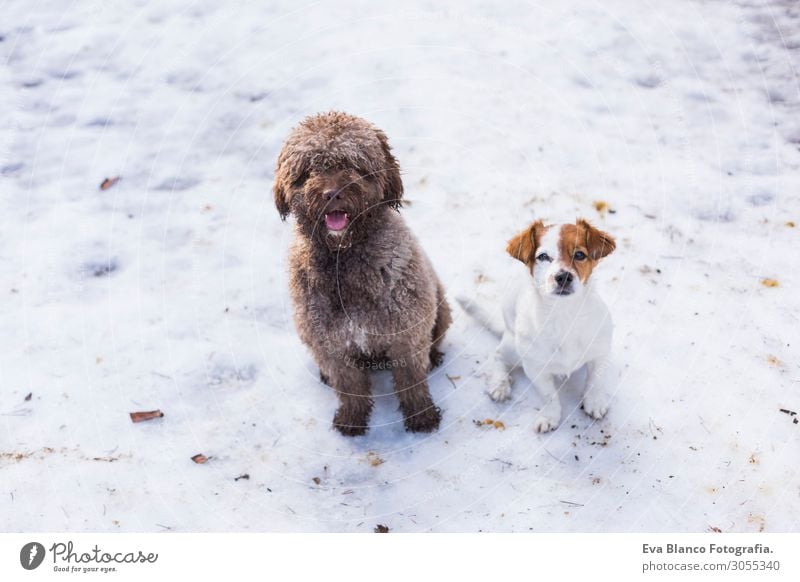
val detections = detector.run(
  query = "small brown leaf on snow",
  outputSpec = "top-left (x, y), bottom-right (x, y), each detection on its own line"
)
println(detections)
top-left (474, 418), bottom-right (506, 430)
top-left (366, 451), bottom-right (384, 467)
top-left (191, 454), bottom-right (209, 464)
top-left (593, 200), bottom-right (610, 215)
top-left (129, 410), bottom-right (164, 423)
top-left (761, 278), bottom-right (779, 288)
top-left (99, 176), bottom-right (121, 190)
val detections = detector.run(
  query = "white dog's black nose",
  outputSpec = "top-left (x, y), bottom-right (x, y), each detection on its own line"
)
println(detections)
top-left (554, 271), bottom-right (574, 287)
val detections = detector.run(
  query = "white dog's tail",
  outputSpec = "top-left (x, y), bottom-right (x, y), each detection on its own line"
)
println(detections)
top-left (455, 295), bottom-right (503, 337)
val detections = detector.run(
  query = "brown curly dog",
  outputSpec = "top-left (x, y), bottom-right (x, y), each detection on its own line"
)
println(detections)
top-left (274, 111), bottom-right (451, 436)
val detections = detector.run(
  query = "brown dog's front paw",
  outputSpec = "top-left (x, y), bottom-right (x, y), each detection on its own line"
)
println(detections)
top-left (404, 405), bottom-right (442, 433)
top-left (332, 408), bottom-right (369, 437)
top-left (428, 348), bottom-right (445, 370)
top-left (333, 422), bottom-right (368, 437)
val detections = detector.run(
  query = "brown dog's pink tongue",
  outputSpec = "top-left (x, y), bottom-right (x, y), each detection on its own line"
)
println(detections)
top-left (325, 212), bottom-right (348, 231)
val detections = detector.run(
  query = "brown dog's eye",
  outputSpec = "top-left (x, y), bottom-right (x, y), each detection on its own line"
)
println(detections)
top-left (573, 251), bottom-right (587, 261)
top-left (291, 171), bottom-right (308, 188)
top-left (536, 253), bottom-right (552, 262)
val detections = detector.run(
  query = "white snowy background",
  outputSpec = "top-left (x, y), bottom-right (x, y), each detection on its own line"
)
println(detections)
top-left (1, 0), bottom-right (798, 533)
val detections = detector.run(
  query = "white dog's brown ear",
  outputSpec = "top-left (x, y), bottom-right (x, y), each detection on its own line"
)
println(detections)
top-left (375, 129), bottom-right (403, 210)
top-left (578, 218), bottom-right (616, 260)
top-left (507, 220), bottom-right (546, 266)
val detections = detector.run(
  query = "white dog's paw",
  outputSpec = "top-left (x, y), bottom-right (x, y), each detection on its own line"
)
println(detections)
top-left (582, 392), bottom-right (610, 420)
top-left (533, 402), bottom-right (561, 433)
top-left (488, 379), bottom-right (511, 402)
top-left (533, 413), bottom-right (560, 433)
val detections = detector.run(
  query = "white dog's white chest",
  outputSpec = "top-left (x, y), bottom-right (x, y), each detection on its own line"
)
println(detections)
top-left (514, 324), bottom-right (600, 376)
top-left (506, 280), bottom-right (612, 377)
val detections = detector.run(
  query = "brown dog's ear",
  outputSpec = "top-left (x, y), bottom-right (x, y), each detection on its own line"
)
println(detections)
top-left (375, 129), bottom-right (403, 211)
top-left (273, 181), bottom-right (290, 221)
top-left (578, 218), bottom-right (616, 260)
top-left (507, 220), bottom-right (546, 266)
top-left (273, 149), bottom-right (290, 221)
top-left (273, 149), bottom-right (307, 221)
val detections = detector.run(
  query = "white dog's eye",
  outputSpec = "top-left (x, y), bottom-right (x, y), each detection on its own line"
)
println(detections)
top-left (536, 252), bottom-right (552, 262)
top-left (573, 251), bottom-right (587, 261)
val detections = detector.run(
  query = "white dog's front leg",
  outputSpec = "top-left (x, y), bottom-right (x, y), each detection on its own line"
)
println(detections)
top-left (487, 335), bottom-right (514, 402)
top-left (525, 369), bottom-right (562, 433)
top-left (582, 357), bottom-right (612, 420)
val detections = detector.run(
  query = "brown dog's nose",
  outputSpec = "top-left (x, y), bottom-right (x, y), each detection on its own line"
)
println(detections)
top-left (324, 189), bottom-right (340, 201)
top-left (555, 271), bottom-right (574, 287)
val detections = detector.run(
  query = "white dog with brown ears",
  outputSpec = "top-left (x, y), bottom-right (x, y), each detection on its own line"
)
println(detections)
top-left (458, 218), bottom-right (616, 432)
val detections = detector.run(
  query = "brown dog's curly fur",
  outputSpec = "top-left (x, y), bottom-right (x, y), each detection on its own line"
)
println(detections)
top-left (274, 111), bottom-right (451, 436)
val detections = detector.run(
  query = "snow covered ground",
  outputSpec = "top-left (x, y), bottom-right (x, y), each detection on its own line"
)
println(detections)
top-left (1, 0), bottom-right (799, 533)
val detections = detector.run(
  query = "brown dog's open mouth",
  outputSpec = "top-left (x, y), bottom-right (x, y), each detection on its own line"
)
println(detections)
top-left (325, 211), bottom-right (349, 232)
